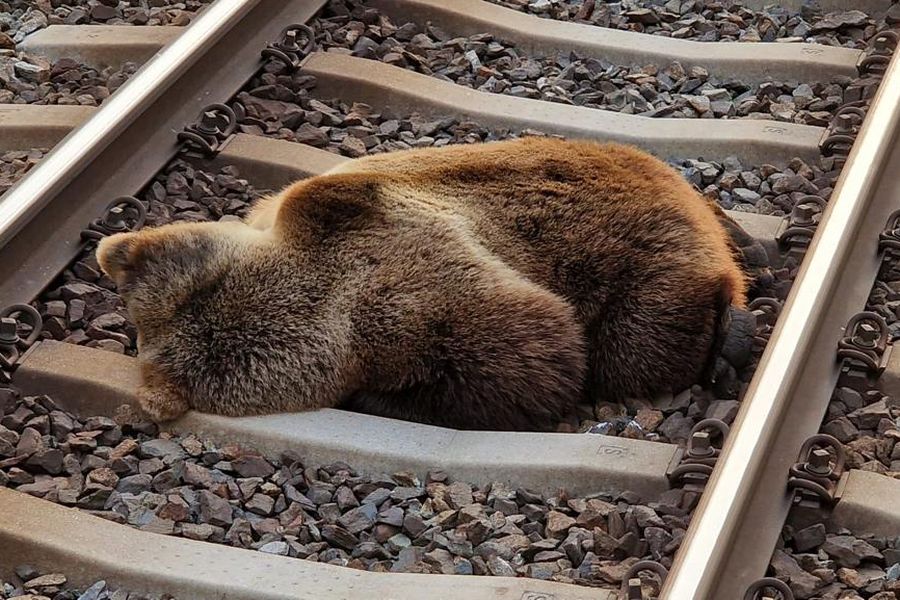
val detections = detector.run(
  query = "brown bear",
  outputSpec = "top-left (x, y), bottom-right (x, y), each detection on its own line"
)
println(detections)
top-left (96, 137), bottom-right (747, 431)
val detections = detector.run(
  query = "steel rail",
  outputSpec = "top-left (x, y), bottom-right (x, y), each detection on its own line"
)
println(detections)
top-left (0, 0), bottom-right (327, 308)
top-left (661, 51), bottom-right (900, 598)
top-left (0, 0), bottom-right (257, 250)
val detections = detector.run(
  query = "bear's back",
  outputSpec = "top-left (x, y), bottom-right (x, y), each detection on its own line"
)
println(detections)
top-left (328, 137), bottom-right (746, 313)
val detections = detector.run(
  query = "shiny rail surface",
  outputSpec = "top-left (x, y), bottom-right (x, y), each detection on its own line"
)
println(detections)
top-left (662, 48), bottom-right (900, 599)
top-left (0, 0), bottom-right (256, 250)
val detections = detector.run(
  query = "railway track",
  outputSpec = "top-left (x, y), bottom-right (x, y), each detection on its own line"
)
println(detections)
top-left (0, 0), bottom-right (898, 598)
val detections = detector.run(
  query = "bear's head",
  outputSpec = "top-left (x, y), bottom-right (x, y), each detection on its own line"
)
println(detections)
top-left (96, 221), bottom-right (293, 421)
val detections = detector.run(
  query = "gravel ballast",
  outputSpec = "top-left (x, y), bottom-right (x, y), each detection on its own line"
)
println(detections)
top-left (488, 0), bottom-right (897, 49)
top-left (0, 566), bottom-right (173, 600)
top-left (0, 55), bottom-right (138, 105)
top-left (1, 0), bottom-right (212, 44)
top-left (250, 78), bottom-right (824, 217)
top-left (239, 60), bottom-right (844, 214)
top-left (774, 521), bottom-right (900, 599)
top-left (0, 147), bottom-right (44, 196)
top-left (0, 392), bottom-right (692, 592)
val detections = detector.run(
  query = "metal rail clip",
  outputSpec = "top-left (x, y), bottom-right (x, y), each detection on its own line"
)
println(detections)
top-left (0, 304), bottom-right (42, 384)
top-left (787, 434), bottom-right (846, 509)
top-left (261, 24), bottom-right (315, 71)
top-left (819, 104), bottom-right (868, 158)
top-left (744, 577), bottom-right (794, 600)
top-left (80, 196), bottom-right (147, 242)
top-left (620, 560), bottom-right (668, 599)
top-left (857, 30), bottom-right (899, 78)
top-left (177, 103), bottom-right (239, 157)
top-left (667, 418), bottom-right (730, 492)
top-left (748, 297), bottom-right (782, 347)
top-left (774, 195), bottom-right (827, 254)
top-left (837, 311), bottom-right (892, 377)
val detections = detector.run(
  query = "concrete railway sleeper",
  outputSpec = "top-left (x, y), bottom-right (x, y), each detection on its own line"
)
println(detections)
top-left (486, 0), bottom-right (897, 49)
top-left (1, 0), bottom-right (900, 599)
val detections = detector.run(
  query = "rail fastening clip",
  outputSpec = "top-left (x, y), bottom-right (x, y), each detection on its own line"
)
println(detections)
top-left (744, 577), bottom-right (794, 600)
top-left (0, 304), bottom-right (42, 384)
top-left (857, 30), bottom-right (899, 78)
top-left (748, 297), bottom-right (782, 346)
top-left (667, 418), bottom-right (730, 492)
top-left (878, 208), bottom-right (900, 262)
top-left (80, 196), bottom-right (147, 242)
top-left (837, 311), bottom-right (892, 376)
top-left (775, 195), bottom-right (827, 254)
top-left (621, 560), bottom-right (668, 599)
top-left (177, 103), bottom-right (239, 158)
top-left (787, 434), bottom-right (847, 509)
top-left (261, 24), bottom-right (315, 71)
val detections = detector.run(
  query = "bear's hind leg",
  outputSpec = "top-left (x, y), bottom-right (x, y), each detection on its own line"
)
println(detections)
top-left (586, 278), bottom-right (727, 403)
top-left (347, 272), bottom-right (587, 431)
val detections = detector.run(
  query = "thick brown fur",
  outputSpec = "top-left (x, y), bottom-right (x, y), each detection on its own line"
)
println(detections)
top-left (97, 137), bottom-right (747, 431)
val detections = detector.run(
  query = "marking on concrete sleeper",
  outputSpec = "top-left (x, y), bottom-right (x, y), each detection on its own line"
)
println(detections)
top-left (596, 444), bottom-right (630, 458)
top-left (522, 593), bottom-right (555, 600)
top-left (763, 126), bottom-right (787, 135)
top-left (801, 47), bottom-right (824, 55)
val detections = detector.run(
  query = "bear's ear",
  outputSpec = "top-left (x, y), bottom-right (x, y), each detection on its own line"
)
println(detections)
top-left (96, 231), bottom-right (140, 282)
top-left (275, 173), bottom-right (383, 240)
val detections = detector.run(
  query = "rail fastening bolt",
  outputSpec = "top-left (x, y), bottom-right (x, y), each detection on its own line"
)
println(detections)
top-left (281, 30), bottom-right (301, 52)
top-left (688, 431), bottom-right (716, 458)
top-left (834, 113), bottom-right (856, 134)
top-left (627, 578), bottom-right (643, 600)
top-left (852, 322), bottom-right (879, 348)
top-left (806, 448), bottom-right (833, 476)
top-left (102, 206), bottom-right (128, 232)
top-left (197, 110), bottom-right (222, 135)
top-left (0, 318), bottom-right (18, 346)
top-left (792, 203), bottom-right (817, 226)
